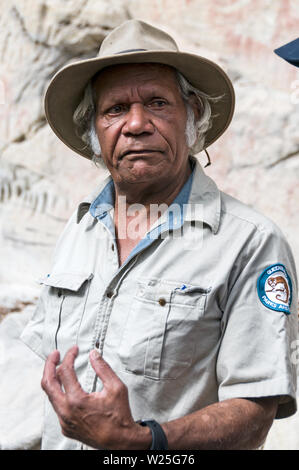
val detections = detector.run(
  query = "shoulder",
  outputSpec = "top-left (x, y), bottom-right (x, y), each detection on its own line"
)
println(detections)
top-left (220, 191), bottom-right (285, 238)
top-left (219, 191), bottom-right (298, 286)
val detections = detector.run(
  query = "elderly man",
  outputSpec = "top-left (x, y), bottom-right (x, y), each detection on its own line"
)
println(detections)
top-left (21, 20), bottom-right (297, 450)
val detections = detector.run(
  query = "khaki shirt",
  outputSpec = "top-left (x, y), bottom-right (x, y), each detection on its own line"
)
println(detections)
top-left (21, 159), bottom-right (298, 450)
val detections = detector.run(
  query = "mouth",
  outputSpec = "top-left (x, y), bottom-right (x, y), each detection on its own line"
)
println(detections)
top-left (119, 149), bottom-right (162, 160)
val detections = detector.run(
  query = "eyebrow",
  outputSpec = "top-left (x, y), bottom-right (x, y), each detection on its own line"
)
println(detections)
top-left (97, 85), bottom-right (175, 108)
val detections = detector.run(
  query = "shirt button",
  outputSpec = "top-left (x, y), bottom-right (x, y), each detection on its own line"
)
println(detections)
top-left (111, 244), bottom-right (115, 251)
top-left (106, 291), bottom-right (113, 298)
top-left (95, 341), bottom-right (100, 348)
top-left (158, 298), bottom-right (166, 306)
top-left (57, 290), bottom-right (62, 297)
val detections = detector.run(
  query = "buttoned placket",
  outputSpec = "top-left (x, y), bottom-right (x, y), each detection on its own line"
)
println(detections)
top-left (79, 217), bottom-right (142, 451)
top-left (82, 210), bottom-right (143, 393)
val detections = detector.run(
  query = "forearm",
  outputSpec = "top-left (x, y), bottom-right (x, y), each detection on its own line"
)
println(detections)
top-left (156, 397), bottom-right (278, 450)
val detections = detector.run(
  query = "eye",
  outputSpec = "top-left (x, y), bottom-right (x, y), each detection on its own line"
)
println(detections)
top-left (106, 104), bottom-right (125, 115)
top-left (148, 99), bottom-right (167, 109)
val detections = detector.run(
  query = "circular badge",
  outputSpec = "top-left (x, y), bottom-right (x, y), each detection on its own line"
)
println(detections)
top-left (257, 264), bottom-right (292, 314)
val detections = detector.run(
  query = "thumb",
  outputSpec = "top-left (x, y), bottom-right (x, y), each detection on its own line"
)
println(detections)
top-left (89, 349), bottom-right (121, 388)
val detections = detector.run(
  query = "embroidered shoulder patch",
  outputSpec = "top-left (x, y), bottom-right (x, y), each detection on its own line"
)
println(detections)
top-left (257, 264), bottom-right (292, 314)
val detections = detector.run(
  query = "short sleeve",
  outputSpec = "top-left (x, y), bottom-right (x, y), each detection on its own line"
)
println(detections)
top-left (19, 208), bottom-right (80, 361)
top-left (20, 284), bottom-right (47, 361)
top-left (217, 225), bottom-right (298, 419)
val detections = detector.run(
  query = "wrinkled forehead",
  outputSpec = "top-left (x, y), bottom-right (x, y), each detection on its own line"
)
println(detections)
top-left (92, 62), bottom-right (179, 98)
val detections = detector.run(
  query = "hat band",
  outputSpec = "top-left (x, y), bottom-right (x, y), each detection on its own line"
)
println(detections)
top-left (115, 48), bottom-right (147, 54)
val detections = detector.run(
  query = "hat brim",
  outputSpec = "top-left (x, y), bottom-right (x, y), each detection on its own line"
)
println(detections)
top-left (44, 50), bottom-right (235, 160)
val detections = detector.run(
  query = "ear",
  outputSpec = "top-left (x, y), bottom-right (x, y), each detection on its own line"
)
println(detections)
top-left (187, 93), bottom-right (202, 122)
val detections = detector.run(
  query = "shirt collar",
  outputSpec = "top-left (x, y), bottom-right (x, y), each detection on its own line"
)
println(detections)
top-left (76, 174), bottom-right (112, 224)
top-left (186, 159), bottom-right (221, 234)
top-left (89, 179), bottom-right (115, 219)
top-left (76, 158), bottom-right (221, 234)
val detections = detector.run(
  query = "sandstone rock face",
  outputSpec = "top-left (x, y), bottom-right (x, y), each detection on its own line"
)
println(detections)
top-left (0, 305), bottom-right (44, 450)
top-left (0, 0), bottom-right (298, 450)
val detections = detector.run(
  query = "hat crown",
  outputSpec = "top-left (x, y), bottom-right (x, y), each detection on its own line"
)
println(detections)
top-left (98, 19), bottom-right (179, 57)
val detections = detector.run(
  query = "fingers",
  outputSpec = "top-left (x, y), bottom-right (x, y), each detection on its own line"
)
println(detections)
top-left (42, 346), bottom-right (85, 404)
top-left (41, 349), bottom-right (65, 410)
top-left (56, 345), bottom-right (85, 396)
top-left (90, 349), bottom-right (124, 390)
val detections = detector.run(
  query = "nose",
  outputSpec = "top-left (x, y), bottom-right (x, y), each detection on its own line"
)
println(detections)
top-left (122, 103), bottom-right (154, 136)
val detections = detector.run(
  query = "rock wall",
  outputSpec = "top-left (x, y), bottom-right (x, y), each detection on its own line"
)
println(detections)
top-left (0, 0), bottom-right (298, 450)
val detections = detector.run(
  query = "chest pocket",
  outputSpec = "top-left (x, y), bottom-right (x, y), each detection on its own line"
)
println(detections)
top-left (118, 279), bottom-right (210, 380)
top-left (41, 272), bottom-right (93, 359)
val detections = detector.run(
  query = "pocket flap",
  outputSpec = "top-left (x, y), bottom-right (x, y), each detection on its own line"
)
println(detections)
top-left (39, 272), bottom-right (93, 291)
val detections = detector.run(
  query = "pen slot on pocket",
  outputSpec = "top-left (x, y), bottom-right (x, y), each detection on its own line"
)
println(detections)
top-left (175, 285), bottom-right (211, 295)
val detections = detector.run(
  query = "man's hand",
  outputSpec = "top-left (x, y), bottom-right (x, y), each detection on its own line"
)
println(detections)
top-left (41, 346), bottom-right (151, 449)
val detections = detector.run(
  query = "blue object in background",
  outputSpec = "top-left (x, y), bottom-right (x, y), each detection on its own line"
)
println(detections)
top-left (274, 37), bottom-right (299, 68)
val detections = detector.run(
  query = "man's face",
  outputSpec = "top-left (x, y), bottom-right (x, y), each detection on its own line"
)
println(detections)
top-left (93, 63), bottom-right (190, 190)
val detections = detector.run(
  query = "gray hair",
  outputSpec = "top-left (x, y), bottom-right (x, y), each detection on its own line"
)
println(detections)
top-left (73, 68), bottom-right (218, 167)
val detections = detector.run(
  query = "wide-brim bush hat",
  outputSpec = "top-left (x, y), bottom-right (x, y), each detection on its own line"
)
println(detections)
top-left (44, 19), bottom-right (235, 160)
top-left (274, 37), bottom-right (299, 67)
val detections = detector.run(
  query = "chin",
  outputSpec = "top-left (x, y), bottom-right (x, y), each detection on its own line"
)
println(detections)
top-left (121, 173), bottom-right (159, 185)
top-left (118, 162), bottom-right (168, 184)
